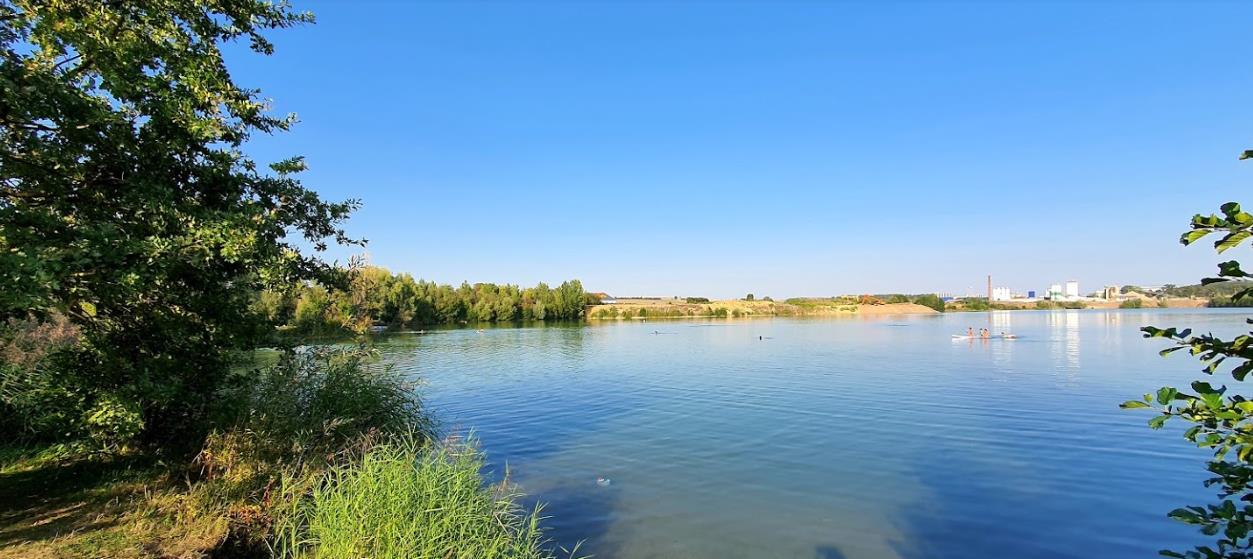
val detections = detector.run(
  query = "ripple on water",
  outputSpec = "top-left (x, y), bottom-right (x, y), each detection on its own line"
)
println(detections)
top-left (374, 311), bottom-right (1237, 558)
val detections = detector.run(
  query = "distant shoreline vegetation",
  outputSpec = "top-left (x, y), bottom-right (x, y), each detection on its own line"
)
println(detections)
top-left (257, 266), bottom-right (593, 335)
top-left (587, 294), bottom-right (947, 320)
top-left (935, 282), bottom-right (1253, 312)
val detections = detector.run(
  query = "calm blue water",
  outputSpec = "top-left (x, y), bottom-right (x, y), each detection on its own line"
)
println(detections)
top-left (377, 310), bottom-right (1245, 559)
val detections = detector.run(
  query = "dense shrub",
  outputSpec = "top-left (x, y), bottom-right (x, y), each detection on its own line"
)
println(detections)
top-left (202, 346), bottom-right (432, 476)
top-left (0, 315), bottom-right (88, 444)
top-left (1208, 296), bottom-right (1253, 308)
top-left (959, 297), bottom-right (990, 311)
top-left (912, 294), bottom-right (946, 312)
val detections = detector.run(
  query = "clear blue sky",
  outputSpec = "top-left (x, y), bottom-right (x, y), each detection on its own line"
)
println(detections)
top-left (230, 1), bottom-right (1253, 299)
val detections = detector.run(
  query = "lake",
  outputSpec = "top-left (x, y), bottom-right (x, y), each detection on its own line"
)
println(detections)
top-left (376, 309), bottom-right (1243, 559)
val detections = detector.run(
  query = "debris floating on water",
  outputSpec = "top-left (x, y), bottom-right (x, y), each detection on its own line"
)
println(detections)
top-left (596, 477), bottom-right (612, 487)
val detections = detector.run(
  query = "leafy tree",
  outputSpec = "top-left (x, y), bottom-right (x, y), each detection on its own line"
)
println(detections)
top-left (293, 286), bottom-right (335, 334)
top-left (1123, 154), bottom-right (1253, 557)
top-left (912, 293), bottom-right (946, 313)
top-left (267, 267), bottom-right (591, 332)
top-left (744, 293), bottom-right (755, 301)
top-left (0, 1), bottom-right (357, 445)
top-left (555, 280), bottom-right (586, 319)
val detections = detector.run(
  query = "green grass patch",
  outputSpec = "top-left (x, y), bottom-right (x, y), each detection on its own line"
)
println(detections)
top-left (273, 436), bottom-right (573, 559)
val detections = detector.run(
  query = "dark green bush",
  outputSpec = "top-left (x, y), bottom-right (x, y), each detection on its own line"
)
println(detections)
top-left (911, 294), bottom-right (946, 312)
top-left (0, 315), bottom-right (93, 445)
top-left (1208, 296), bottom-right (1253, 308)
top-left (214, 347), bottom-right (433, 465)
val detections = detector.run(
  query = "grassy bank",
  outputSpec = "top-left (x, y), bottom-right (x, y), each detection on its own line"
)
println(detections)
top-left (0, 348), bottom-right (567, 559)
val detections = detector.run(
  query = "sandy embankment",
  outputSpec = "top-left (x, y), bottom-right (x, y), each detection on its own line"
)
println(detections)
top-left (855, 302), bottom-right (941, 315)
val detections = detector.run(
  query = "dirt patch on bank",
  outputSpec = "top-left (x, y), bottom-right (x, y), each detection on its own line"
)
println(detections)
top-left (855, 303), bottom-right (940, 315)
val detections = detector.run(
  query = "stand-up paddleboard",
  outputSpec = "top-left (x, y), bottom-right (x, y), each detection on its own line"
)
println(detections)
top-left (953, 334), bottom-right (1019, 340)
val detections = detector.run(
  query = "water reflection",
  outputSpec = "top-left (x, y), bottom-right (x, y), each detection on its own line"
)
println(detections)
top-left (1045, 311), bottom-right (1081, 383)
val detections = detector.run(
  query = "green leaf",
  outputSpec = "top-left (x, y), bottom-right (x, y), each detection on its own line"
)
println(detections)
top-left (1157, 387), bottom-right (1179, 404)
top-left (1181, 229), bottom-right (1211, 246)
top-left (1215, 230), bottom-right (1251, 253)
top-left (1201, 392), bottom-right (1224, 410)
top-left (1241, 150), bottom-right (1253, 160)
top-left (1168, 507), bottom-right (1202, 522)
top-left (1192, 381), bottom-right (1219, 394)
top-left (1238, 445), bottom-right (1253, 462)
top-left (1233, 362), bottom-right (1253, 381)
top-left (1121, 400), bottom-right (1151, 409)
top-left (1149, 414), bottom-right (1170, 429)
top-left (1193, 214), bottom-right (1222, 227)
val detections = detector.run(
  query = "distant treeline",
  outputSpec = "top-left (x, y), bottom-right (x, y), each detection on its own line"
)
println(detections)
top-left (1208, 296), bottom-right (1253, 308)
top-left (784, 294), bottom-right (946, 312)
top-left (1122, 281), bottom-right (1253, 299)
top-left (256, 267), bottom-right (593, 334)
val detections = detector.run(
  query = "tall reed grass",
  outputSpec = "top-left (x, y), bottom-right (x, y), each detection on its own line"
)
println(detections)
top-left (273, 435), bottom-right (573, 559)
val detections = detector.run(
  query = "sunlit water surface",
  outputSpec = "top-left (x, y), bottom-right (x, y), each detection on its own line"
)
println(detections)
top-left (376, 310), bottom-right (1244, 559)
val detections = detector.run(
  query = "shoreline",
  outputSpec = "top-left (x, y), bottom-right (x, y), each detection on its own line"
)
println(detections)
top-left (585, 300), bottom-right (939, 320)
